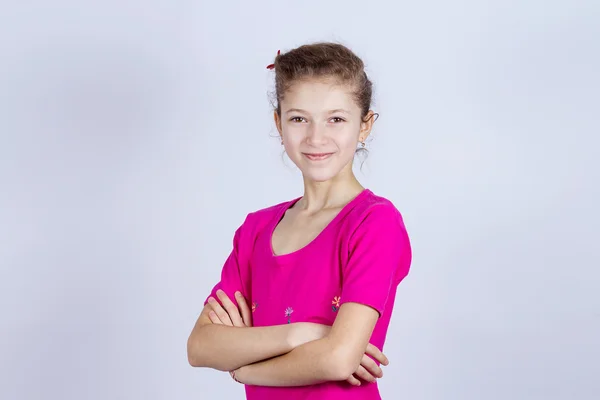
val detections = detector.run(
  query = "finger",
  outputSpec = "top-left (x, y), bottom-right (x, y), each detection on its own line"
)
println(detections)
top-left (365, 343), bottom-right (388, 365)
top-left (346, 374), bottom-right (362, 386)
top-left (360, 354), bottom-right (383, 378)
top-left (365, 343), bottom-right (389, 366)
top-left (216, 290), bottom-right (245, 327)
top-left (208, 297), bottom-right (231, 325)
top-left (235, 291), bottom-right (252, 327)
top-left (208, 310), bottom-right (223, 325)
top-left (207, 296), bottom-right (233, 326)
top-left (354, 365), bottom-right (377, 383)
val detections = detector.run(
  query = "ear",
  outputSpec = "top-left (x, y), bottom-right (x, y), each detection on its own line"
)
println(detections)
top-left (359, 110), bottom-right (377, 142)
top-left (274, 111), bottom-right (283, 137)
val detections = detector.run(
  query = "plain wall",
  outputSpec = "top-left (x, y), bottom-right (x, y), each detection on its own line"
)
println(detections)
top-left (1, 1), bottom-right (598, 399)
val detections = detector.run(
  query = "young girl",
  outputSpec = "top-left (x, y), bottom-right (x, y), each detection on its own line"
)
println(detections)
top-left (187, 42), bottom-right (412, 400)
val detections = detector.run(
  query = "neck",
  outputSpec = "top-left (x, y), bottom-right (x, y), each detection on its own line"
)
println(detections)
top-left (298, 167), bottom-right (365, 212)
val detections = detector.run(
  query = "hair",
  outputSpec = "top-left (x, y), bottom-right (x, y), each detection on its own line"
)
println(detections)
top-left (269, 42), bottom-right (375, 120)
top-left (268, 42), bottom-right (378, 160)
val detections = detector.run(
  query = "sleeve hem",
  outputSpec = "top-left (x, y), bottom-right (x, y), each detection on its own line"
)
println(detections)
top-left (339, 296), bottom-right (385, 317)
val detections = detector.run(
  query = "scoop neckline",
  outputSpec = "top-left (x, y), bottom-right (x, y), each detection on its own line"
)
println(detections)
top-left (268, 188), bottom-right (371, 263)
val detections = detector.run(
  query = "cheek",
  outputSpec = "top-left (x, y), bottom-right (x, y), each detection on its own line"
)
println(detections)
top-left (336, 129), bottom-right (360, 150)
top-left (281, 136), bottom-right (304, 160)
top-left (281, 124), bottom-right (304, 141)
top-left (282, 133), bottom-right (304, 149)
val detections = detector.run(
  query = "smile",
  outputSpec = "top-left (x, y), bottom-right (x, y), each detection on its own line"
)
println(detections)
top-left (303, 153), bottom-right (334, 161)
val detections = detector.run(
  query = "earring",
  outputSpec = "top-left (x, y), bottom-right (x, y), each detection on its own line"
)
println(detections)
top-left (360, 140), bottom-right (365, 148)
top-left (280, 138), bottom-right (284, 145)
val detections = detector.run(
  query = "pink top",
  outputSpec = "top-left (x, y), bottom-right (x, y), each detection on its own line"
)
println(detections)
top-left (204, 189), bottom-right (412, 400)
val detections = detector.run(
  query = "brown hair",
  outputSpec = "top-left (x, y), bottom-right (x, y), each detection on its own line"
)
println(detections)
top-left (268, 42), bottom-right (377, 124)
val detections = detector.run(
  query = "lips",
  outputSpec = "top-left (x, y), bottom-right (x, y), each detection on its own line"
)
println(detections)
top-left (303, 152), bottom-right (334, 161)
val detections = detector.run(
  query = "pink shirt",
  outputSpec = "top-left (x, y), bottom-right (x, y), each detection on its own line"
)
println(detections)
top-left (205, 189), bottom-right (412, 400)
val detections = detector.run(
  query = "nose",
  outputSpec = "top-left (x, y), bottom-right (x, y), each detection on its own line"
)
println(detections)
top-left (306, 122), bottom-right (327, 146)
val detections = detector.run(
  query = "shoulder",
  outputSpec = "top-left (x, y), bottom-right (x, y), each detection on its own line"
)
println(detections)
top-left (348, 189), bottom-right (408, 232)
top-left (345, 190), bottom-right (412, 258)
top-left (249, 198), bottom-right (295, 219)
top-left (236, 196), bottom-right (299, 235)
top-left (343, 190), bottom-right (412, 280)
top-left (245, 197), bottom-right (296, 224)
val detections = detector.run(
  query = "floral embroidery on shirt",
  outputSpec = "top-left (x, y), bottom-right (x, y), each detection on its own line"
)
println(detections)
top-left (252, 302), bottom-right (258, 313)
top-left (332, 296), bottom-right (341, 312)
top-left (285, 307), bottom-right (294, 324)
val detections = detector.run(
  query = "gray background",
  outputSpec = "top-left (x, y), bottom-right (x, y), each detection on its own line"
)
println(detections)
top-left (1, 1), bottom-right (598, 399)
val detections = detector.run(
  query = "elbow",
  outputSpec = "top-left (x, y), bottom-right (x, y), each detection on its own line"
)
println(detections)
top-left (187, 329), bottom-right (212, 368)
top-left (187, 329), bottom-right (231, 371)
top-left (187, 333), bottom-right (203, 367)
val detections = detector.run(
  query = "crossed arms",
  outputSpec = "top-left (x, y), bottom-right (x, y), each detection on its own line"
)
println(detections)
top-left (186, 289), bottom-right (389, 387)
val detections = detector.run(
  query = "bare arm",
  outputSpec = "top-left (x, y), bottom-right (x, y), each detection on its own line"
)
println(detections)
top-left (233, 302), bottom-right (384, 387)
top-left (187, 290), bottom-right (329, 372)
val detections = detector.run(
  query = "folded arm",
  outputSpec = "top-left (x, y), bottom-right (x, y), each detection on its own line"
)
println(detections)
top-left (187, 306), bottom-right (292, 371)
top-left (187, 290), bottom-right (329, 372)
top-left (233, 302), bottom-right (381, 387)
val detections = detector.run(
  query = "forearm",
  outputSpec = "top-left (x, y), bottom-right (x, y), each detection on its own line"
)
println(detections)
top-left (188, 323), bottom-right (295, 372)
top-left (235, 337), bottom-right (352, 387)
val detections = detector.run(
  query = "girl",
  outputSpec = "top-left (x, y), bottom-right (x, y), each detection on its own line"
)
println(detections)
top-left (187, 42), bottom-right (412, 400)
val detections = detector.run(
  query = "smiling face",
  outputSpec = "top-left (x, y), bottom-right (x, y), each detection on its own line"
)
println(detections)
top-left (274, 78), bottom-right (374, 183)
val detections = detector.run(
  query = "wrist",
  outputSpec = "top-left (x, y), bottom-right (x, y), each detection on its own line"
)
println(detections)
top-left (286, 322), bottom-right (305, 349)
top-left (232, 365), bottom-right (248, 384)
top-left (287, 322), bottom-right (330, 350)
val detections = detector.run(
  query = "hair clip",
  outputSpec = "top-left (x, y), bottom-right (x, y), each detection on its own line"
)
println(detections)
top-left (266, 49), bottom-right (281, 70)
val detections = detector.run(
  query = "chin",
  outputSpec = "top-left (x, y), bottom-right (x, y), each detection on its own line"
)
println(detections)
top-left (300, 168), bottom-right (342, 183)
top-left (290, 154), bottom-right (353, 182)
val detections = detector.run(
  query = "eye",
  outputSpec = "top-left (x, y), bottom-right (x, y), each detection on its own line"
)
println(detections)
top-left (330, 117), bottom-right (345, 123)
top-left (290, 116), bottom-right (307, 123)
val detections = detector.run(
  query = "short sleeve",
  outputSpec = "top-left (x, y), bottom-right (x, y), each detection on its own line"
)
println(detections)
top-left (203, 218), bottom-right (251, 308)
top-left (339, 205), bottom-right (411, 316)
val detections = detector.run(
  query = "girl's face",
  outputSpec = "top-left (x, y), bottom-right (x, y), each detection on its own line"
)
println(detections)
top-left (274, 78), bottom-right (374, 183)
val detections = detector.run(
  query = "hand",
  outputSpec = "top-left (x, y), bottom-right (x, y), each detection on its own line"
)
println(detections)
top-left (206, 289), bottom-right (252, 327)
top-left (346, 343), bottom-right (389, 386)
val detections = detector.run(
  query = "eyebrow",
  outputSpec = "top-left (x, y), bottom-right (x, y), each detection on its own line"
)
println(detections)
top-left (285, 108), bottom-right (350, 115)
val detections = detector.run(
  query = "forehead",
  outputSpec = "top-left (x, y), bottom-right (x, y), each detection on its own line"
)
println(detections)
top-left (282, 78), bottom-right (358, 114)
